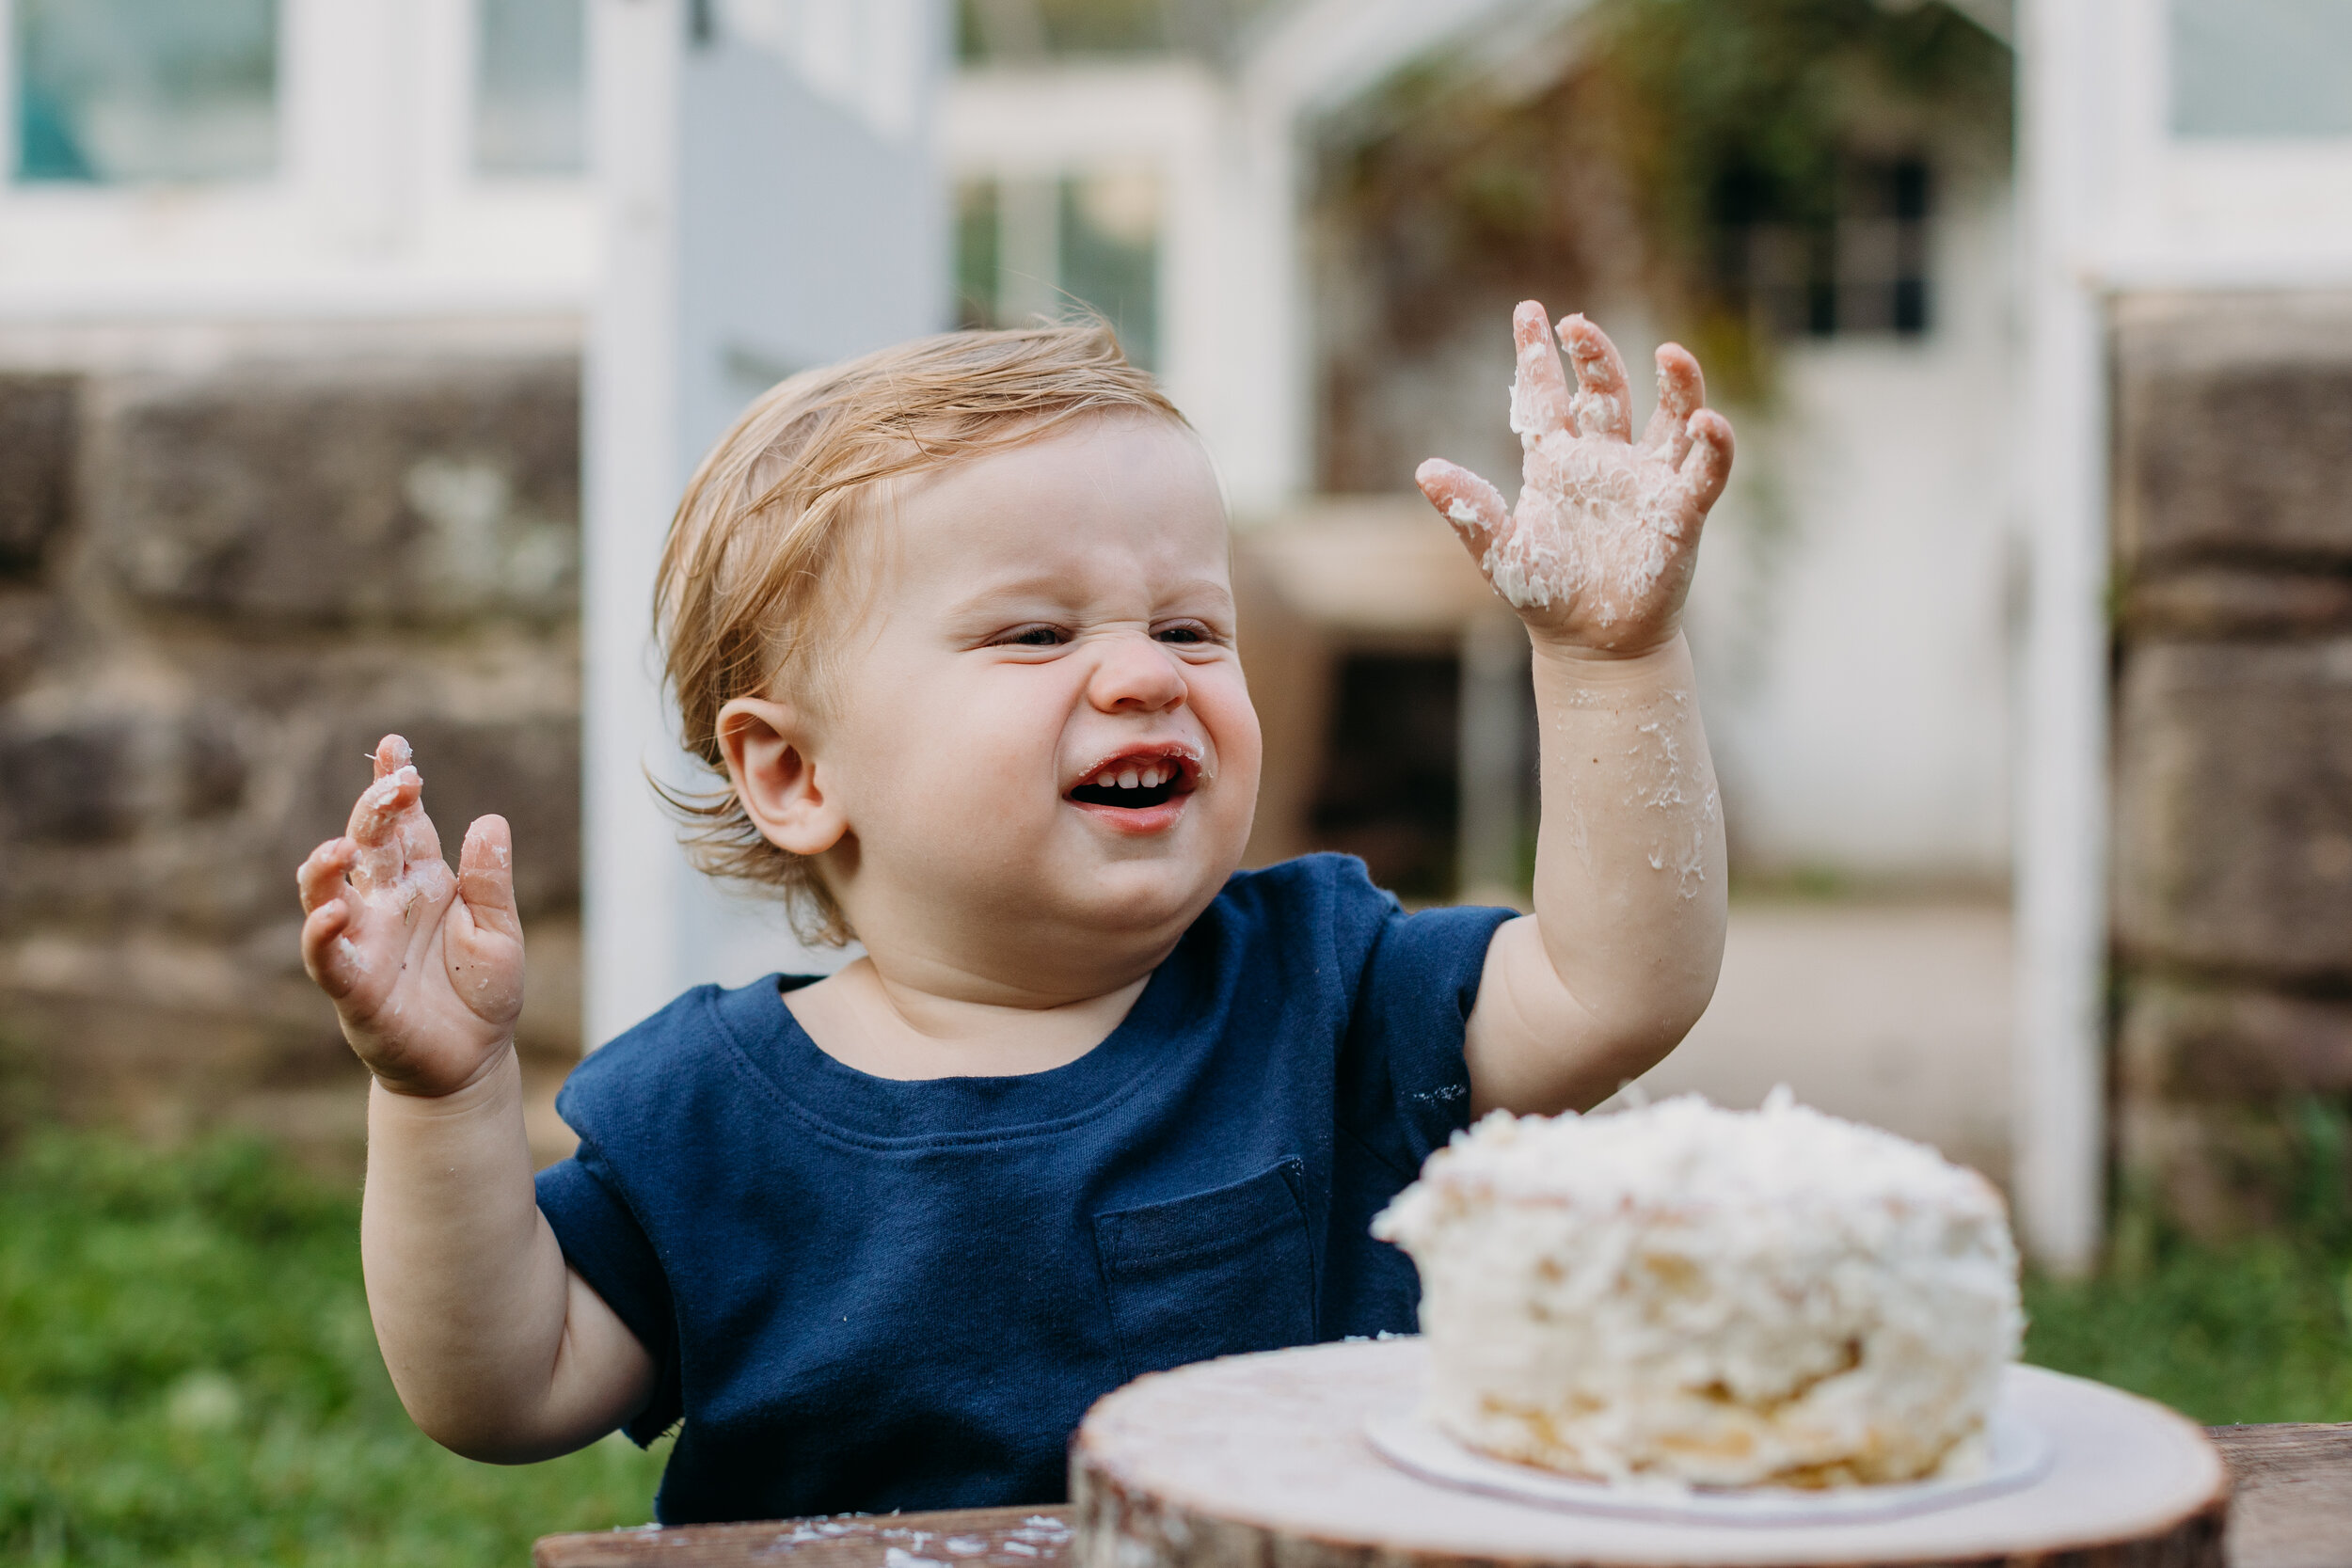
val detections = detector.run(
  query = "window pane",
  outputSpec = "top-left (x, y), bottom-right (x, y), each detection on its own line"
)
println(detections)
top-left (955, 0), bottom-right (1290, 65)
top-left (476, 0), bottom-right (586, 175)
top-left (1059, 167), bottom-right (1159, 371)
top-left (2171, 0), bottom-right (2352, 138)
top-left (13, 0), bottom-right (276, 184)
top-left (956, 168), bottom-right (1162, 371)
top-left (956, 179), bottom-right (1000, 330)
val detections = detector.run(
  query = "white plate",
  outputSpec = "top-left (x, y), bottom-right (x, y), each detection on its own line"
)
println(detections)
top-left (1362, 1406), bottom-right (2056, 1526)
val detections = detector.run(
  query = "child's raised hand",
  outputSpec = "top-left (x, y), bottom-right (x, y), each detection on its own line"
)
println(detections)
top-left (1417, 301), bottom-right (1734, 655)
top-left (296, 735), bottom-right (525, 1098)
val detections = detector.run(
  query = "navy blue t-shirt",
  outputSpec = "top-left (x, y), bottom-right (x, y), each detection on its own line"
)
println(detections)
top-left (534, 853), bottom-right (1514, 1526)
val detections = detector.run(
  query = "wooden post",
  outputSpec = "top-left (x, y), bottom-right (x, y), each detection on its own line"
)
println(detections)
top-left (2011, 0), bottom-right (2113, 1276)
top-left (581, 0), bottom-right (946, 1046)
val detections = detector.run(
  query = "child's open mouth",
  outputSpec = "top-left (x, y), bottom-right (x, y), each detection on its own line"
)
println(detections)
top-left (1065, 748), bottom-right (1202, 821)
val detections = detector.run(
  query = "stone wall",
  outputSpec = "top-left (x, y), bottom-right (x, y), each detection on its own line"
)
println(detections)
top-left (2110, 293), bottom-right (2352, 1233)
top-left (0, 341), bottom-right (585, 1161)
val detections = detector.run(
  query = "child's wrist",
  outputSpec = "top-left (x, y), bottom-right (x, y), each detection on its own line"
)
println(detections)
top-left (369, 1040), bottom-right (518, 1105)
top-left (1528, 626), bottom-right (1689, 675)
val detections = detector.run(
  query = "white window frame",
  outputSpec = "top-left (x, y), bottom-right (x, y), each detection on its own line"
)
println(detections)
top-left (2100, 0), bottom-right (2352, 288)
top-left (943, 65), bottom-right (1215, 490)
top-left (0, 0), bottom-right (594, 323)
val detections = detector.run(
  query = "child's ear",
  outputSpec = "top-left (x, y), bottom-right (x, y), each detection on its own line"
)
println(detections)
top-left (716, 697), bottom-right (847, 857)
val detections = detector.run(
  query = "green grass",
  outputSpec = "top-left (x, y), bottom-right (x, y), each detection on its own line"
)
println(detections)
top-left (4, 1130), bottom-right (2350, 1565)
top-left (2025, 1233), bottom-right (2352, 1426)
top-left (0, 1131), bottom-right (666, 1567)
top-left (2025, 1094), bottom-right (2352, 1424)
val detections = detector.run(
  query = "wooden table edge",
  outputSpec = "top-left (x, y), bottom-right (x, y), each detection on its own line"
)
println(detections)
top-left (532, 1421), bottom-right (2352, 1568)
top-left (532, 1503), bottom-right (1074, 1568)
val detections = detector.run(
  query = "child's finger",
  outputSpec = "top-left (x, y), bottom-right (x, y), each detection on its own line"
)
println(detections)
top-left (370, 736), bottom-right (447, 880)
top-left (1641, 344), bottom-right (1707, 466)
top-left (1417, 458), bottom-right (1510, 563)
top-left (448, 816), bottom-right (525, 1027)
top-left (346, 765), bottom-right (421, 891)
top-left (456, 816), bottom-right (523, 944)
top-left (1509, 300), bottom-right (1574, 441)
top-left (1558, 314), bottom-right (1633, 443)
top-left (1667, 408), bottom-right (1735, 520)
top-left (299, 899), bottom-right (362, 996)
top-left (372, 733), bottom-right (414, 782)
top-left (393, 780), bottom-right (449, 885)
top-left (296, 837), bottom-right (357, 915)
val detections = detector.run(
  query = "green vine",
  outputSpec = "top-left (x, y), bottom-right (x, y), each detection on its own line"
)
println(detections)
top-left (1583, 0), bottom-right (2010, 393)
top-left (1320, 0), bottom-right (2010, 406)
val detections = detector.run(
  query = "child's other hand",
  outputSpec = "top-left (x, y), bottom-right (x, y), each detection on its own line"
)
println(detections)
top-left (1417, 302), bottom-right (1734, 656)
top-left (296, 735), bottom-right (525, 1098)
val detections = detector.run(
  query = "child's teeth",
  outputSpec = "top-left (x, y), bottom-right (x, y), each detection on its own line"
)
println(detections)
top-left (1143, 766), bottom-right (1162, 788)
top-left (1119, 768), bottom-right (1140, 790)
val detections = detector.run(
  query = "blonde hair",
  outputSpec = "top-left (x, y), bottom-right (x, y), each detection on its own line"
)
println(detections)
top-left (655, 320), bottom-right (1189, 944)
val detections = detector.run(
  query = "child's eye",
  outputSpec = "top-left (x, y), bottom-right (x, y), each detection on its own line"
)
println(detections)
top-left (993, 625), bottom-right (1068, 647)
top-left (1154, 621), bottom-right (1215, 645)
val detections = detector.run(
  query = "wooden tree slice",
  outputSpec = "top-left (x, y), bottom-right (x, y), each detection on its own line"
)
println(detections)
top-left (1071, 1339), bottom-right (2227, 1568)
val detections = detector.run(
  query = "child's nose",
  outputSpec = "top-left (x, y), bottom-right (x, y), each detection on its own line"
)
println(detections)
top-left (1087, 631), bottom-right (1188, 713)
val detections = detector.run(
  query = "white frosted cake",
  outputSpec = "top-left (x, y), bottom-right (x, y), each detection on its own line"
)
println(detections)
top-left (1371, 1090), bottom-right (2023, 1489)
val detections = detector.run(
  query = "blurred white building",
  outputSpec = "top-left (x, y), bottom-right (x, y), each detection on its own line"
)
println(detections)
top-left (12, 0), bottom-right (2352, 1256)
top-left (0, 0), bottom-right (2024, 890)
top-left (0, 0), bottom-right (2023, 1149)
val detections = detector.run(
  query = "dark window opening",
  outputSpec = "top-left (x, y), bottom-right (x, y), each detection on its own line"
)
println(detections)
top-left (1716, 156), bottom-right (1932, 341)
top-left (1308, 653), bottom-right (1460, 900)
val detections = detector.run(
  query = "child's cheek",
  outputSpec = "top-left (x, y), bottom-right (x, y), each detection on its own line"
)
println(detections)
top-left (945, 669), bottom-right (1076, 815)
top-left (1205, 668), bottom-right (1265, 775)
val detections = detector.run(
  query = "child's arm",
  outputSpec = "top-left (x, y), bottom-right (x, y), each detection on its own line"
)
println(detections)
top-left (1419, 303), bottom-right (1734, 1117)
top-left (297, 736), bottom-right (654, 1462)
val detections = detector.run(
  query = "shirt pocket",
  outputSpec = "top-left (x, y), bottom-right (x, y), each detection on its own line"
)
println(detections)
top-left (1092, 1158), bottom-right (1318, 1383)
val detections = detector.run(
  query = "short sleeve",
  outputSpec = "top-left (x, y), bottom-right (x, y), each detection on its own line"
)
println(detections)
top-left (1323, 859), bottom-right (1517, 1180)
top-left (535, 1138), bottom-right (683, 1446)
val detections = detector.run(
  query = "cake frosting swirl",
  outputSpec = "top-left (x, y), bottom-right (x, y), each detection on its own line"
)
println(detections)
top-left (1371, 1090), bottom-right (2023, 1489)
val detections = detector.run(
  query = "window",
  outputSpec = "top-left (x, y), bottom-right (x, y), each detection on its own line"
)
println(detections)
top-left (955, 167), bottom-right (1160, 370)
top-left (956, 0), bottom-right (1287, 64)
top-left (12, 0), bottom-right (277, 184)
top-left (475, 0), bottom-right (586, 176)
top-left (1718, 157), bottom-right (1931, 341)
top-left (2171, 0), bottom-right (2352, 139)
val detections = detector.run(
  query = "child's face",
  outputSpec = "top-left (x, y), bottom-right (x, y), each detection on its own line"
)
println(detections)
top-left (802, 413), bottom-right (1261, 973)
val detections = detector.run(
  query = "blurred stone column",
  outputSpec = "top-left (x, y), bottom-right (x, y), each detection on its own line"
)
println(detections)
top-left (2110, 292), bottom-right (2352, 1234)
top-left (0, 346), bottom-right (585, 1160)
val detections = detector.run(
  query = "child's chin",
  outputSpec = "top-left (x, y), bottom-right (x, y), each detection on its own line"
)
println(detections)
top-left (1061, 853), bottom-right (1226, 925)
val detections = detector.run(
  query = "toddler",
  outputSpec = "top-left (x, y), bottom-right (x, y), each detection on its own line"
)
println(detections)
top-left (296, 303), bottom-right (1734, 1525)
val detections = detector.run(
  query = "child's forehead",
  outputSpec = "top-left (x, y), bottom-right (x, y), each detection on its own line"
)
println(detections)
top-left (900, 408), bottom-right (1216, 501)
top-left (876, 416), bottom-right (1231, 585)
